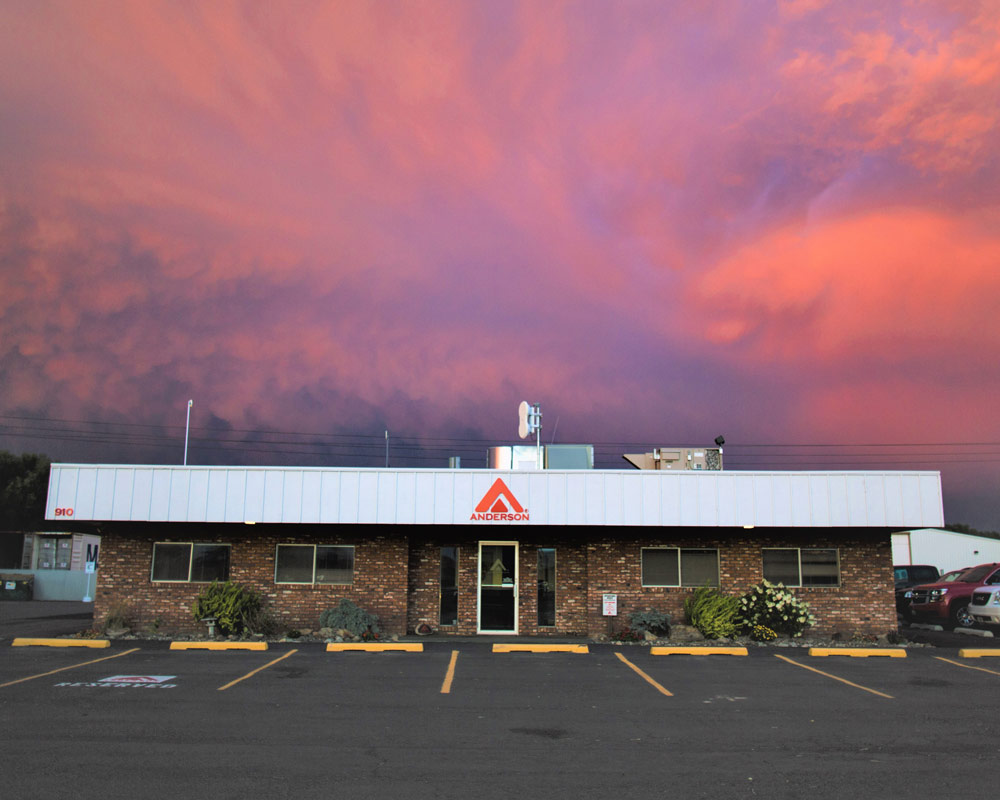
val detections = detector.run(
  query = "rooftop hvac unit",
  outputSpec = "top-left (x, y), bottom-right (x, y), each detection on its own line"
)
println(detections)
top-left (488, 445), bottom-right (595, 471)
top-left (622, 447), bottom-right (723, 471)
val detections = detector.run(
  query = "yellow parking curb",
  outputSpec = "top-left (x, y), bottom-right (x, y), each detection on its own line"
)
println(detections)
top-left (12, 638), bottom-right (111, 648)
top-left (958, 649), bottom-right (1000, 659)
top-left (493, 644), bottom-right (589, 654)
top-left (808, 648), bottom-right (906, 658)
top-left (170, 641), bottom-right (269, 651)
top-left (326, 643), bottom-right (423, 652)
top-left (650, 646), bottom-right (748, 656)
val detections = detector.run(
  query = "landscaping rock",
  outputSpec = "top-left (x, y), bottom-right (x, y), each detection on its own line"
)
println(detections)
top-left (669, 624), bottom-right (703, 642)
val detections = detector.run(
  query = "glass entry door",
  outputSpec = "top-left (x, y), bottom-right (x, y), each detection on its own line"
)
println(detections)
top-left (478, 542), bottom-right (518, 634)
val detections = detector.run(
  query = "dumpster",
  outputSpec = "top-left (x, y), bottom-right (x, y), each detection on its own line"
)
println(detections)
top-left (0, 574), bottom-right (34, 601)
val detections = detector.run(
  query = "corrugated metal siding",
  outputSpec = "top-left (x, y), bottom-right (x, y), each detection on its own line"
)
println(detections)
top-left (46, 464), bottom-right (945, 528)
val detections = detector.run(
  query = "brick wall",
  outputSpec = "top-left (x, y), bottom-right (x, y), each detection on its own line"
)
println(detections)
top-left (94, 524), bottom-right (408, 634)
top-left (406, 533), bottom-right (589, 636)
top-left (583, 528), bottom-right (895, 637)
top-left (94, 523), bottom-right (895, 637)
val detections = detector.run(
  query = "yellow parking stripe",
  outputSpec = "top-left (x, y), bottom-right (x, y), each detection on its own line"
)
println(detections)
top-left (615, 652), bottom-right (673, 696)
top-left (650, 646), bottom-right (748, 656)
top-left (170, 641), bottom-right (268, 651)
top-left (440, 650), bottom-right (459, 694)
top-left (492, 644), bottom-right (589, 653)
top-left (809, 648), bottom-right (906, 658)
top-left (0, 647), bottom-right (141, 688)
top-left (774, 654), bottom-right (893, 699)
top-left (218, 649), bottom-right (298, 691)
top-left (935, 656), bottom-right (1000, 677)
top-left (326, 643), bottom-right (423, 652)
top-left (12, 638), bottom-right (110, 648)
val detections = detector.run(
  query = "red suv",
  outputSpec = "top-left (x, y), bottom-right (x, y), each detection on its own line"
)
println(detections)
top-left (909, 563), bottom-right (1000, 629)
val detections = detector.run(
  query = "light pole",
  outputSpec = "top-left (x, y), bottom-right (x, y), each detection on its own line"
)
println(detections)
top-left (183, 399), bottom-right (193, 465)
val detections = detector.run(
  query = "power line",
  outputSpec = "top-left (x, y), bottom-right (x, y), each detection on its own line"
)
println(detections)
top-left (3, 413), bottom-right (1000, 449)
top-left (4, 414), bottom-right (1000, 472)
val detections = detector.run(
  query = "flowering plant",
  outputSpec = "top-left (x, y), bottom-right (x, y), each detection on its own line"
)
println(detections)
top-left (612, 626), bottom-right (645, 642)
top-left (737, 580), bottom-right (816, 637)
top-left (750, 624), bottom-right (778, 642)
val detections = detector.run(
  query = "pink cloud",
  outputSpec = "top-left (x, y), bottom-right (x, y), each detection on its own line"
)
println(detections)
top-left (688, 209), bottom-right (1000, 365)
top-left (0, 2), bottom-right (998, 527)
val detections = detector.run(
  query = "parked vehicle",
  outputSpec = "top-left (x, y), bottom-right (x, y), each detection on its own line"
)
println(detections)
top-left (893, 564), bottom-right (940, 619)
top-left (909, 562), bottom-right (1000, 629)
top-left (969, 585), bottom-right (1000, 627)
top-left (898, 567), bottom-right (971, 620)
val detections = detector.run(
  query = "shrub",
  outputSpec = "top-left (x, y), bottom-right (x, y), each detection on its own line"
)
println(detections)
top-left (737, 580), bottom-right (815, 637)
top-left (319, 598), bottom-right (381, 640)
top-left (627, 608), bottom-right (671, 637)
top-left (191, 580), bottom-right (272, 636)
top-left (612, 626), bottom-right (644, 642)
top-left (684, 587), bottom-right (739, 639)
top-left (101, 601), bottom-right (133, 632)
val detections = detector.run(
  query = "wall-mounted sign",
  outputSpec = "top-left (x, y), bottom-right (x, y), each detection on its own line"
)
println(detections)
top-left (602, 594), bottom-right (618, 616)
top-left (470, 478), bottom-right (530, 522)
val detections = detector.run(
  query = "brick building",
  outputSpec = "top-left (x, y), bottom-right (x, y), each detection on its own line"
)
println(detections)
top-left (45, 464), bottom-right (944, 637)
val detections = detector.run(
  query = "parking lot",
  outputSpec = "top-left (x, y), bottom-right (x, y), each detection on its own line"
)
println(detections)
top-left (1, 638), bottom-right (998, 799)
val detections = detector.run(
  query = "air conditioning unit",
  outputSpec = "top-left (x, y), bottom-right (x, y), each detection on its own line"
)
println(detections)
top-left (622, 447), bottom-right (723, 471)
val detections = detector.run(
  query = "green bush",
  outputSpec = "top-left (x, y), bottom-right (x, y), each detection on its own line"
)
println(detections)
top-left (319, 598), bottom-right (381, 640)
top-left (737, 580), bottom-right (815, 637)
top-left (684, 587), bottom-right (739, 639)
top-left (627, 608), bottom-right (671, 637)
top-left (191, 581), bottom-right (272, 636)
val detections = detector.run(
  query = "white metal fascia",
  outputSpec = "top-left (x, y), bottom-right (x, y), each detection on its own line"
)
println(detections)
top-left (45, 464), bottom-right (945, 528)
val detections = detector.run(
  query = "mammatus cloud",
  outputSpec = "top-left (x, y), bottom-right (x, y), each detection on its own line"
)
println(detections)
top-left (0, 1), bottom-right (998, 522)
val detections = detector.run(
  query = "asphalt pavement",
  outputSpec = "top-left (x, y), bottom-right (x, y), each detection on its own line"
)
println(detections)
top-left (1, 611), bottom-right (999, 799)
top-left (0, 600), bottom-right (93, 639)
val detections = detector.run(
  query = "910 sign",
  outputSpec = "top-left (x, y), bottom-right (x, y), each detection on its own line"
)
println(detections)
top-left (54, 507), bottom-right (74, 517)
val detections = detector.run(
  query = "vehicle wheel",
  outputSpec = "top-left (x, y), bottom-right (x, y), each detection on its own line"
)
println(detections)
top-left (950, 603), bottom-right (974, 629)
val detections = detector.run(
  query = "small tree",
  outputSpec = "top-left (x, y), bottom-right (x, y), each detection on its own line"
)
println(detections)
top-left (0, 451), bottom-right (51, 530)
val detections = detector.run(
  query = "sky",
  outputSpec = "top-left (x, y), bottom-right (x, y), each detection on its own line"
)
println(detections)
top-left (1, 1), bottom-right (999, 527)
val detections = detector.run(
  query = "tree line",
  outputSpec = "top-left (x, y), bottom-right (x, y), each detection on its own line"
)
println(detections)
top-left (0, 450), bottom-right (51, 530)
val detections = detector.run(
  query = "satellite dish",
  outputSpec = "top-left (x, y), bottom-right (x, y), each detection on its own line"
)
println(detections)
top-left (518, 401), bottom-right (530, 439)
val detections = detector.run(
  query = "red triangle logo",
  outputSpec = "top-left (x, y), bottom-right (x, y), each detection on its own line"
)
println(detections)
top-left (475, 479), bottom-right (525, 513)
top-left (490, 498), bottom-right (508, 513)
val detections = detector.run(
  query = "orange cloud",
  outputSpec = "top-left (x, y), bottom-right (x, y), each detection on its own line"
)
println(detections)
top-left (690, 209), bottom-right (1000, 367)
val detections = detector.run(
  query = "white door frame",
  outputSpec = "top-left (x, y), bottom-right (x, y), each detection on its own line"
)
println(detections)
top-left (477, 540), bottom-right (519, 635)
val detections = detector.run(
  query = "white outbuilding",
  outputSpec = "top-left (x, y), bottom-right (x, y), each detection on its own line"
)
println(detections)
top-left (891, 528), bottom-right (1000, 573)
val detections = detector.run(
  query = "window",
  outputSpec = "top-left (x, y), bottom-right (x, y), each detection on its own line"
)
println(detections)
top-left (762, 548), bottom-right (839, 587)
top-left (440, 547), bottom-right (458, 626)
top-left (37, 536), bottom-right (72, 570)
top-left (641, 548), bottom-right (719, 587)
top-left (274, 544), bottom-right (354, 584)
top-left (537, 548), bottom-right (556, 626)
top-left (151, 543), bottom-right (230, 582)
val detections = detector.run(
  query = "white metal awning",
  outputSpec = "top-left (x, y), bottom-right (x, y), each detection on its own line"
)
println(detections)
top-left (46, 464), bottom-right (944, 528)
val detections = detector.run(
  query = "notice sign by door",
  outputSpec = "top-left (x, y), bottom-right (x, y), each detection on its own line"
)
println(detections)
top-left (602, 594), bottom-right (618, 616)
